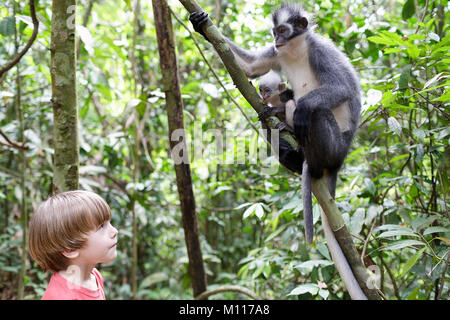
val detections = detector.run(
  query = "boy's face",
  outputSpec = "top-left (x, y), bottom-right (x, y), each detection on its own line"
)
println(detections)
top-left (77, 220), bottom-right (118, 265)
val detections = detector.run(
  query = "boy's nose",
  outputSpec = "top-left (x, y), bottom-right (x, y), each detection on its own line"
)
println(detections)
top-left (110, 225), bottom-right (118, 238)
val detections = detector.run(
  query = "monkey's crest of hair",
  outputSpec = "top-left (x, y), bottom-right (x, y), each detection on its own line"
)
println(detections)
top-left (273, 2), bottom-right (316, 31)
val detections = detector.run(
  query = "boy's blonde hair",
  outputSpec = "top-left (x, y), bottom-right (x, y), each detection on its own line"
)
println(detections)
top-left (28, 190), bottom-right (112, 273)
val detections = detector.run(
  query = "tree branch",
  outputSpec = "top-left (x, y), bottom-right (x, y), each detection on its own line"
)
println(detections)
top-left (0, 129), bottom-right (29, 150)
top-left (0, 0), bottom-right (39, 78)
top-left (195, 285), bottom-right (261, 300)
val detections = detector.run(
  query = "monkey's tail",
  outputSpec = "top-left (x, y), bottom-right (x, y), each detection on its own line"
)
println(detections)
top-left (302, 160), bottom-right (313, 244)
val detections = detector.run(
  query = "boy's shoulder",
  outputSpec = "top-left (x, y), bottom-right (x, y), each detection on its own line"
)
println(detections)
top-left (41, 272), bottom-right (78, 300)
top-left (41, 269), bottom-right (105, 300)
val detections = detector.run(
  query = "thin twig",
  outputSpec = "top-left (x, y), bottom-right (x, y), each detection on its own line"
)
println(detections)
top-left (169, 6), bottom-right (260, 135)
top-left (0, 0), bottom-right (39, 78)
top-left (0, 129), bottom-right (29, 150)
top-left (195, 285), bottom-right (261, 300)
top-left (377, 248), bottom-right (402, 300)
top-left (436, 252), bottom-right (449, 300)
top-left (361, 220), bottom-right (376, 266)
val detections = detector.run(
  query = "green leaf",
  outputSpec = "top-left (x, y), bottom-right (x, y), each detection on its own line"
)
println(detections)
top-left (400, 248), bottom-right (426, 277)
top-left (423, 226), bottom-right (450, 235)
top-left (78, 26), bottom-right (94, 56)
top-left (318, 289), bottom-right (329, 300)
top-left (387, 117), bottom-right (402, 136)
top-left (254, 203), bottom-right (264, 219)
top-left (288, 283), bottom-right (319, 296)
top-left (381, 240), bottom-right (425, 251)
top-left (139, 272), bottom-right (168, 289)
top-left (265, 225), bottom-right (287, 242)
top-left (433, 92), bottom-right (450, 102)
top-left (263, 265), bottom-right (271, 278)
top-left (368, 33), bottom-right (398, 46)
top-left (402, 0), bottom-right (416, 20)
top-left (234, 202), bottom-right (252, 210)
top-left (406, 44), bottom-right (419, 59)
top-left (0, 17), bottom-right (15, 36)
top-left (375, 224), bottom-right (415, 232)
top-left (243, 204), bottom-right (257, 219)
top-left (389, 154), bottom-right (409, 163)
top-left (295, 260), bottom-right (333, 271)
top-left (399, 65), bottom-right (411, 88)
top-left (363, 178), bottom-right (376, 196)
top-left (317, 243), bottom-right (331, 260)
top-left (378, 230), bottom-right (418, 238)
top-left (350, 208), bottom-right (365, 234)
top-left (243, 203), bottom-right (265, 219)
top-left (423, 72), bottom-right (445, 89)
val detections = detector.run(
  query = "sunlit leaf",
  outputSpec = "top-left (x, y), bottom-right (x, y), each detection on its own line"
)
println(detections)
top-left (381, 240), bottom-right (425, 251)
top-left (423, 227), bottom-right (450, 235)
top-left (400, 248), bottom-right (426, 277)
top-left (288, 283), bottom-right (319, 296)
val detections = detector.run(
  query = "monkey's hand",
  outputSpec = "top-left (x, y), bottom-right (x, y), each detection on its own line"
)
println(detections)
top-left (293, 102), bottom-right (311, 143)
top-left (258, 106), bottom-right (286, 122)
top-left (258, 106), bottom-right (275, 122)
top-left (275, 121), bottom-right (294, 134)
top-left (189, 11), bottom-right (210, 42)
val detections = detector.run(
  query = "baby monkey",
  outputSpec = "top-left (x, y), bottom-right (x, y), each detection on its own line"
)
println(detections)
top-left (258, 70), bottom-right (313, 243)
top-left (258, 70), bottom-right (296, 131)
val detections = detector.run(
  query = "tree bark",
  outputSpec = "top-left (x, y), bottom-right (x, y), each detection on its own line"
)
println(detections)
top-left (152, 0), bottom-right (207, 297)
top-left (51, 0), bottom-right (79, 192)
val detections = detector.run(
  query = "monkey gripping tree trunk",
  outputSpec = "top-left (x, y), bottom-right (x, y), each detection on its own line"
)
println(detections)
top-left (178, 0), bottom-right (381, 300)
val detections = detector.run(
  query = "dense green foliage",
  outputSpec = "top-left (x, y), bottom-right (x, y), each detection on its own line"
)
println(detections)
top-left (0, 0), bottom-right (448, 300)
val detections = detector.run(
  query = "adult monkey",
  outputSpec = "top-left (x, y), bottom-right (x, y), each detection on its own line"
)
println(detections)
top-left (189, 3), bottom-right (367, 299)
top-left (190, 3), bottom-right (360, 242)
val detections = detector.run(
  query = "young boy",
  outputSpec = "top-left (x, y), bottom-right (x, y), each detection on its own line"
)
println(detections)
top-left (28, 190), bottom-right (118, 300)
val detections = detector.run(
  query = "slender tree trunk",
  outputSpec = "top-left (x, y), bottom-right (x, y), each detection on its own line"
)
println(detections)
top-left (152, 0), bottom-right (207, 297)
top-left (51, 0), bottom-right (79, 192)
top-left (14, 2), bottom-right (28, 300)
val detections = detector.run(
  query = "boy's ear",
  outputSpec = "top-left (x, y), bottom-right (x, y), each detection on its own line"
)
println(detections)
top-left (62, 249), bottom-right (80, 259)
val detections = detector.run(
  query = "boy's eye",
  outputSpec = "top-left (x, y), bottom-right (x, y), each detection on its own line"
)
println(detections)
top-left (97, 224), bottom-right (104, 230)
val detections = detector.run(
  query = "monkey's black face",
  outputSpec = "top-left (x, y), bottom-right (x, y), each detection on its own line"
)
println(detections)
top-left (259, 86), bottom-right (273, 102)
top-left (272, 6), bottom-right (309, 48)
top-left (272, 23), bottom-right (293, 48)
top-left (272, 17), bottom-right (308, 48)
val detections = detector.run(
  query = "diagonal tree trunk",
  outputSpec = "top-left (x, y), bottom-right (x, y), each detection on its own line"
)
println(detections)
top-left (50, 0), bottom-right (79, 192)
top-left (152, 0), bottom-right (207, 297)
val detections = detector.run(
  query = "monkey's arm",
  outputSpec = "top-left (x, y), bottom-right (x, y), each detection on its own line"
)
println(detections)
top-left (190, 11), bottom-right (279, 78)
top-left (258, 106), bottom-right (286, 120)
top-left (224, 38), bottom-right (280, 78)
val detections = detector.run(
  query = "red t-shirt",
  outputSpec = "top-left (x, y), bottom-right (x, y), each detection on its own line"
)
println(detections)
top-left (41, 268), bottom-right (105, 300)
